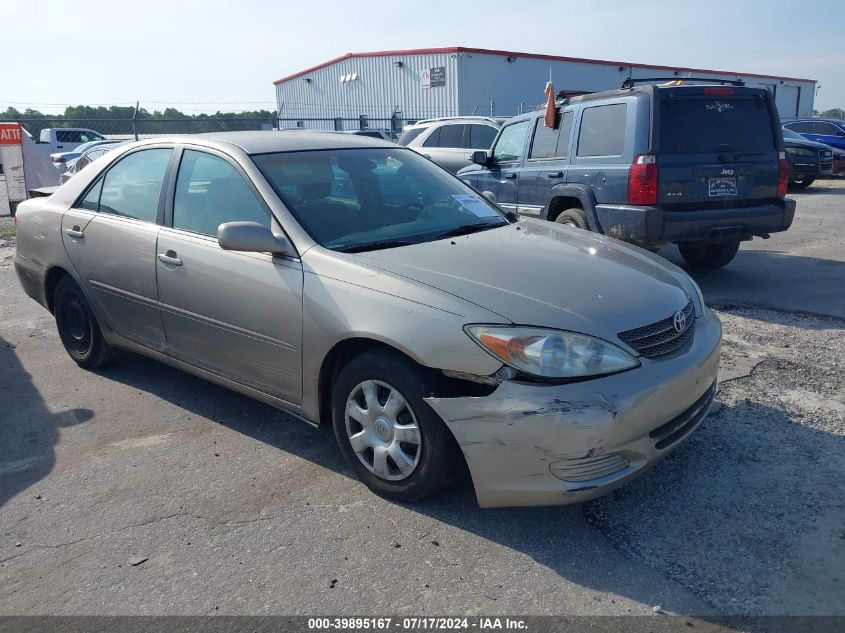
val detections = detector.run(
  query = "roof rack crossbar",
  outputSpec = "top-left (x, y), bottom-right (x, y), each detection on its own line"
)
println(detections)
top-left (620, 77), bottom-right (746, 89)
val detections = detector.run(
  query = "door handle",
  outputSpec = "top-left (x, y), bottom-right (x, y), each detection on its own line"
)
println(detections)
top-left (64, 226), bottom-right (84, 238)
top-left (503, 173), bottom-right (517, 180)
top-left (546, 171), bottom-right (564, 179)
top-left (157, 251), bottom-right (183, 266)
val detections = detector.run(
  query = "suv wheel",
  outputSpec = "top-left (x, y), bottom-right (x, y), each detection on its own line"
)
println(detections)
top-left (678, 241), bottom-right (740, 270)
top-left (789, 177), bottom-right (815, 189)
top-left (332, 350), bottom-right (461, 502)
top-left (554, 208), bottom-right (589, 230)
top-left (54, 276), bottom-right (120, 368)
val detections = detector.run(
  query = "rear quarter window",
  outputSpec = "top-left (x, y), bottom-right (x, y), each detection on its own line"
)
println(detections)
top-left (577, 104), bottom-right (627, 157)
top-left (660, 97), bottom-right (776, 153)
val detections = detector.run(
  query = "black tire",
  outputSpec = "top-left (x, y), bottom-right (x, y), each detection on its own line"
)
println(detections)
top-left (789, 177), bottom-right (815, 189)
top-left (54, 276), bottom-right (119, 369)
top-left (554, 207), bottom-right (590, 230)
top-left (678, 241), bottom-right (740, 271)
top-left (331, 350), bottom-right (461, 502)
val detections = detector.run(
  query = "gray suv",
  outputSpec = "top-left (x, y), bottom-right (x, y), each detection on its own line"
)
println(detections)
top-left (458, 81), bottom-right (796, 269)
top-left (399, 116), bottom-right (504, 173)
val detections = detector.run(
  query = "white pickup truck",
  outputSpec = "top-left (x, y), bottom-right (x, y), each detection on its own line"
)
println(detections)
top-left (36, 128), bottom-right (107, 154)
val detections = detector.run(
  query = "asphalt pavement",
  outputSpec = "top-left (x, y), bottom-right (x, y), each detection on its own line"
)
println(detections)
top-left (0, 181), bottom-right (843, 618)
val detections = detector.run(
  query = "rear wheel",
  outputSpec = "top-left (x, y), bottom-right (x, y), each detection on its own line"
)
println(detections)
top-left (54, 276), bottom-right (119, 368)
top-left (554, 208), bottom-right (590, 230)
top-left (789, 177), bottom-right (815, 189)
top-left (678, 241), bottom-right (740, 270)
top-left (332, 350), bottom-right (461, 502)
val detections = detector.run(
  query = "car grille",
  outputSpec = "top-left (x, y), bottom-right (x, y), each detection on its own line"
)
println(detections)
top-left (549, 454), bottom-right (630, 483)
top-left (649, 381), bottom-right (716, 450)
top-left (618, 299), bottom-right (695, 358)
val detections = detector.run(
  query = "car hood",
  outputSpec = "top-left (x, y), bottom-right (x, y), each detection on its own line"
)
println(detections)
top-left (342, 219), bottom-right (692, 342)
top-left (784, 138), bottom-right (832, 151)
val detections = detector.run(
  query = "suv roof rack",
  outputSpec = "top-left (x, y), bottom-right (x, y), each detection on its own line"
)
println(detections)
top-left (620, 77), bottom-right (746, 89)
top-left (413, 115), bottom-right (504, 125)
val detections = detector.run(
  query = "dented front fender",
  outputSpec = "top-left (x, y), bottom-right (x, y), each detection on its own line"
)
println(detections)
top-left (425, 310), bottom-right (722, 508)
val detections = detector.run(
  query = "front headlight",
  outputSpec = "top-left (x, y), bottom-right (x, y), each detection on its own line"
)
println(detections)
top-left (465, 325), bottom-right (640, 380)
top-left (785, 147), bottom-right (815, 157)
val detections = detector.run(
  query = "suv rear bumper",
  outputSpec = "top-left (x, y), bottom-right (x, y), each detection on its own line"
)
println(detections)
top-left (595, 198), bottom-right (796, 246)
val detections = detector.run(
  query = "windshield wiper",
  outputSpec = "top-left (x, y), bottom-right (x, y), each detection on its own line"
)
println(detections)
top-left (431, 222), bottom-right (506, 240)
top-left (336, 240), bottom-right (416, 253)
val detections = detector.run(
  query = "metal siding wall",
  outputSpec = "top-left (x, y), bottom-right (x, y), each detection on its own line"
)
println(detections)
top-left (460, 53), bottom-right (815, 118)
top-left (275, 53), bottom-right (460, 130)
top-left (275, 52), bottom-right (815, 127)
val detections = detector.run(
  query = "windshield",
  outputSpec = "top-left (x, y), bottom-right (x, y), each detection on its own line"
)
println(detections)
top-left (253, 148), bottom-right (509, 252)
top-left (782, 128), bottom-right (804, 141)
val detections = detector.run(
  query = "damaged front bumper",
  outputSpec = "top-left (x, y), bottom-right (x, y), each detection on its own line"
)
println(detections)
top-left (425, 310), bottom-right (722, 508)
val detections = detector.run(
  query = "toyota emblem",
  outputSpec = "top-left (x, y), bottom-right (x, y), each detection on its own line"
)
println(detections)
top-left (673, 310), bottom-right (687, 333)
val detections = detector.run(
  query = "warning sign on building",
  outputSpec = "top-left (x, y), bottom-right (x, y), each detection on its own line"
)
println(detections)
top-left (420, 66), bottom-right (446, 89)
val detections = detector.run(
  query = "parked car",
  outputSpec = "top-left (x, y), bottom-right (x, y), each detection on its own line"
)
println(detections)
top-left (59, 141), bottom-right (129, 184)
top-left (781, 128), bottom-right (834, 188)
top-left (458, 82), bottom-right (796, 270)
top-left (36, 128), bottom-right (106, 155)
top-left (13, 131), bottom-right (720, 508)
top-left (399, 116), bottom-right (505, 173)
top-left (782, 118), bottom-right (845, 151)
top-left (51, 139), bottom-right (123, 172)
top-left (343, 128), bottom-right (397, 141)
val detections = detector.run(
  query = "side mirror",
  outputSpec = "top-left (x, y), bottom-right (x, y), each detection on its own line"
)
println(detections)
top-left (471, 150), bottom-right (490, 166)
top-left (218, 221), bottom-right (292, 256)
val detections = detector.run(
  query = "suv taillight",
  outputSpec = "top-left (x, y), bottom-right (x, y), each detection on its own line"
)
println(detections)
top-left (628, 154), bottom-right (658, 205)
top-left (777, 151), bottom-right (788, 198)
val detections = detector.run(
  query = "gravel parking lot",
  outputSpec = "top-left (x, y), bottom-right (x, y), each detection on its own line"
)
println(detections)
top-left (1, 181), bottom-right (843, 617)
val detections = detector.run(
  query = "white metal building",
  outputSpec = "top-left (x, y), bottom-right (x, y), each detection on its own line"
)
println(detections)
top-left (273, 47), bottom-right (816, 130)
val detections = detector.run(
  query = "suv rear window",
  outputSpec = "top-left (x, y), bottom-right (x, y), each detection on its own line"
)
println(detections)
top-left (398, 127), bottom-right (426, 146)
top-left (660, 97), bottom-right (776, 154)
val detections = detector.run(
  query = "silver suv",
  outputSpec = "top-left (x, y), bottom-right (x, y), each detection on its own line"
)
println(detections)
top-left (398, 116), bottom-right (504, 173)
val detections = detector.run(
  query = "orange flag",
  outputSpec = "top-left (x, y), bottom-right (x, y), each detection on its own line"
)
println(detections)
top-left (544, 81), bottom-right (556, 128)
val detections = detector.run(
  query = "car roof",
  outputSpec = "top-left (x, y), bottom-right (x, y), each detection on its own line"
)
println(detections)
top-left (133, 130), bottom-right (396, 154)
top-left (408, 116), bottom-right (505, 128)
top-left (784, 118), bottom-right (845, 125)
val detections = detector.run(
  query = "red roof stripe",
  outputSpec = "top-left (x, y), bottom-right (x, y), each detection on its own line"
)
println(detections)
top-left (272, 46), bottom-right (815, 85)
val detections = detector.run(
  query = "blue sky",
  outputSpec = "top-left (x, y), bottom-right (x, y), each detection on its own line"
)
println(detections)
top-left (3, 0), bottom-right (843, 113)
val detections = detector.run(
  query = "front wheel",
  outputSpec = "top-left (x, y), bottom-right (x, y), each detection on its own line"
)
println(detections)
top-left (54, 276), bottom-right (119, 368)
top-left (678, 241), bottom-right (740, 270)
top-left (332, 350), bottom-right (461, 502)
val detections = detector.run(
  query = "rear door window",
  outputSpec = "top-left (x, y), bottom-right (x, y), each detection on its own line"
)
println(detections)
top-left (660, 97), bottom-right (775, 153)
top-left (425, 124), bottom-right (464, 148)
top-left (529, 118), bottom-right (561, 159)
top-left (577, 104), bottom-right (627, 157)
top-left (786, 121), bottom-right (814, 133)
top-left (97, 149), bottom-right (172, 222)
top-left (466, 124), bottom-right (498, 149)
